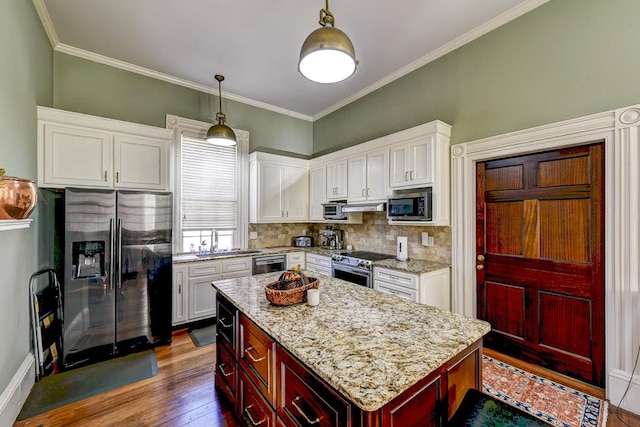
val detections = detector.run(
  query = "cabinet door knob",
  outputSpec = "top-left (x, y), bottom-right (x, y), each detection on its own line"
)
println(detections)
top-left (477, 255), bottom-right (485, 261)
top-left (476, 265), bottom-right (484, 270)
top-left (292, 396), bottom-right (320, 425)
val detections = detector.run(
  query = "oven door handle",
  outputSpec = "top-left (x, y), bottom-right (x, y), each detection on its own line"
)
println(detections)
top-left (333, 264), bottom-right (368, 276)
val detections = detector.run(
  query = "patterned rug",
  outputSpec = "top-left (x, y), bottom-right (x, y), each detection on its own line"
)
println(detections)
top-left (482, 355), bottom-right (608, 427)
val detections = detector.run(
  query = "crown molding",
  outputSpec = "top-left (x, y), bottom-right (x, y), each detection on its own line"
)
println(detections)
top-left (34, 0), bottom-right (548, 123)
top-left (312, 0), bottom-right (551, 121)
top-left (54, 44), bottom-right (313, 122)
top-left (32, 0), bottom-right (58, 47)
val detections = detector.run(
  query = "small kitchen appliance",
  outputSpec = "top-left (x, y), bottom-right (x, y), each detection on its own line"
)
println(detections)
top-left (318, 226), bottom-right (343, 249)
top-left (322, 202), bottom-right (348, 221)
top-left (387, 189), bottom-right (432, 221)
top-left (294, 235), bottom-right (313, 247)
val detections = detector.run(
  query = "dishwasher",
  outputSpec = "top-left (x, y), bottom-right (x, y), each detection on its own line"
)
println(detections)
top-left (252, 254), bottom-right (286, 275)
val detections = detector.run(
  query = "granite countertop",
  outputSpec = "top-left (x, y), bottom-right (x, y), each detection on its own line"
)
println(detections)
top-left (172, 246), bottom-right (339, 264)
top-left (174, 247), bottom-right (448, 274)
top-left (373, 258), bottom-right (451, 274)
top-left (212, 272), bottom-right (491, 412)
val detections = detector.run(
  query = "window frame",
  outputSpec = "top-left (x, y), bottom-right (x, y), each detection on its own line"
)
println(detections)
top-left (166, 114), bottom-right (249, 254)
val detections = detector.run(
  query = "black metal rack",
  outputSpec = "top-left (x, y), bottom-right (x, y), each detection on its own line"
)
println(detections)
top-left (29, 268), bottom-right (63, 380)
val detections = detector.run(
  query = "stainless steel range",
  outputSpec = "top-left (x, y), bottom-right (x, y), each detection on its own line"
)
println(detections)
top-left (331, 251), bottom-right (394, 288)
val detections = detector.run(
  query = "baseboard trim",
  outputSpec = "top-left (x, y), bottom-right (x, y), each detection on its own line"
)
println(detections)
top-left (0, 353), bottom-right (35, 427)
top-left (609, 369), bottom-right (640, 416)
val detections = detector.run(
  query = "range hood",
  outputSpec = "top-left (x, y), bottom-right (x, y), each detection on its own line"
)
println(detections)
top-left (341, 202), bottom-right (386, 212)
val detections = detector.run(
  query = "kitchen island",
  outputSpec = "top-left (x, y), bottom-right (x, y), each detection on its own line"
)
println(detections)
top-left (212, 272), bottom-right (490, 426)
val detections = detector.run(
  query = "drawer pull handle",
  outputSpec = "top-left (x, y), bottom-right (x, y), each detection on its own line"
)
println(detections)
top-left (292, 396), bottom-right (320, 424)
top-left (218, 318), bottom-right (233, 328)
top-left (245, 346), bottom-right (266, 363)
top-left (390, 275), bottom-right (403, 281)
top-left (243, 404), bottom-right (267, 426)
top-left (217, 363), bottom-right (233, 377)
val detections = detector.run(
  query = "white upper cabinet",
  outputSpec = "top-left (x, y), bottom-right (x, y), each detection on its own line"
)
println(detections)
top-left (389, 135), bottom-right (435, 188)
top-left (326, 159), bottom-right (348, 200)
top-left (309, 165), bottom-right (327, 221)
top-left (347, 148), bottom-right (388, 202)
top-left (37, 107), bottom-right (171, 191)
top-left (249, 152), bottom-right (309, 223)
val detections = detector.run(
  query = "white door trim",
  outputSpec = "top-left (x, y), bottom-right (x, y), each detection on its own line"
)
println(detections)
top-left (451, 105), bottom-right (640, 413)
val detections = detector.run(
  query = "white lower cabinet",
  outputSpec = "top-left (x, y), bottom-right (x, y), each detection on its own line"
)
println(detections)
top-left (172, 257), bottom-right (252, 326)
top-left (373, 266), bottom-right (450, 311)
top-left (287, 251), bottom-right (306, 270)
top-left (172, 264), bottom-right (189, 325)
top-left (305, 253), bottom-right (332, 276)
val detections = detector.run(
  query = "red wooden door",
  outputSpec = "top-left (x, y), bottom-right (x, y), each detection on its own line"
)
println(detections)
top-left (476, 143), bottom-right (604, 387)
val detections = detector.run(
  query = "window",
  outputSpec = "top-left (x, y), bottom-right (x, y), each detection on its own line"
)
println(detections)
top-left (167, 115), bottom-right (248, 254)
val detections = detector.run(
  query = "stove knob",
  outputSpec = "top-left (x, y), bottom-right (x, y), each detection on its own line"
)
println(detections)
top-left (358, 260), bottom-right (367, 268)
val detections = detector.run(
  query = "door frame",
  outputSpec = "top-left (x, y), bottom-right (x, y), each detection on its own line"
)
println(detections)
top-left (451, 104), bottom-right (640, 410)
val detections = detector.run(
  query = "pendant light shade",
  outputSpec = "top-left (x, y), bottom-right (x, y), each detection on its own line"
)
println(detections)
top-left (298, 0), bottom-right (357, 84)
top-left (206, 75), bottom-right (237, 146)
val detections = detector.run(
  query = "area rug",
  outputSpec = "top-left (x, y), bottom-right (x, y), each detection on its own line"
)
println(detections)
top-left (482, 355), bottom-right (608, 427)
top-left (17, 349), bottom-right (158, 420)
top-left (188, 324), bottom-right (216, 347)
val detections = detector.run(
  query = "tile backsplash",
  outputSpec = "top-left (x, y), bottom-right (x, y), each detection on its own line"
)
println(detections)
top-left (249, 212), bottom-right (451, 264)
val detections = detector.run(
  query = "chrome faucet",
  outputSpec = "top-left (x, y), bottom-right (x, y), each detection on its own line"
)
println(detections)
top-left (210, 229), bottom-right (218, 253)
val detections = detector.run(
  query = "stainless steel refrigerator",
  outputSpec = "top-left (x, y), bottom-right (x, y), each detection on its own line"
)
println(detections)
top-left (50, 188), bottom-right (173, 369)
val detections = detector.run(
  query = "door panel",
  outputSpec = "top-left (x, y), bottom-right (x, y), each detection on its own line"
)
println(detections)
top-left (476, 143), bottom-right (604, 387)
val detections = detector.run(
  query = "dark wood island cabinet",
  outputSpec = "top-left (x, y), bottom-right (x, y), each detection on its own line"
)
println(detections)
top-left (213, 273), bottom-right (490, 426)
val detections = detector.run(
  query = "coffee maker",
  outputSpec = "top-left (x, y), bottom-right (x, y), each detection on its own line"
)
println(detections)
top-left (318, 226), bottom-right (343, 249)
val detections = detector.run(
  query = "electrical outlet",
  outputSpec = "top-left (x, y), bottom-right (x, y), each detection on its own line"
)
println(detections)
top-left (345, 232), bottom-right (348, 238)
top-left (249, 231), bottom-right (258, 240)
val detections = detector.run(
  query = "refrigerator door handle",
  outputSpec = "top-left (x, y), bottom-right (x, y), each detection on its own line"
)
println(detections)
top-left (117, 218), bottom-right (123, 289)
top-left (109, 218), bottom-right (115, 290)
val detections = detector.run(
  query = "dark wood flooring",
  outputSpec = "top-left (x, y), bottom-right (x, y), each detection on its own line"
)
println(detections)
top-left (13, 331), bottom-right (639, 426)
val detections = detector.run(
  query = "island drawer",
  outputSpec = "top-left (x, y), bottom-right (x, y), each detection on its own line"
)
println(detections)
top-left (239, 367), bottom-right (277, 427)
top-left (215, 341), bottom-right (237, 406)
top-left (277, 346), bottom-right (350, 427)
top-left (217, 295), bottom-right (238, 353)
top-left (241, 314), bottom-right (276, 407)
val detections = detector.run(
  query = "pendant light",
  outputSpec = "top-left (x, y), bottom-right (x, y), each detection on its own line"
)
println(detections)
top-left (206, 74), bottom-right (237, 146)
top-left (298, 0), bottom-right (357, 84)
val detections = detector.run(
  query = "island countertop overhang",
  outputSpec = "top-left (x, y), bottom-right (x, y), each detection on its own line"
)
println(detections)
top-left (212, 272), bottom-right (491, 412)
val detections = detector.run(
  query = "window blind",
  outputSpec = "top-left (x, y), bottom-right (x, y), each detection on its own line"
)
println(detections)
top-left (181, 137), bottom-right (238, 230)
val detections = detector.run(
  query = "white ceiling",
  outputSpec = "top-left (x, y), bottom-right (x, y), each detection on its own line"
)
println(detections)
top-left (35, 0), bottom-right (547, 121)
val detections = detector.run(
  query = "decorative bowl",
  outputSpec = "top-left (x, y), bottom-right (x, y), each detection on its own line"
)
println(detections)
top-left (0, 176), bottom-right (38, 219)
top-left (265, 276), bottom-right (319, 306)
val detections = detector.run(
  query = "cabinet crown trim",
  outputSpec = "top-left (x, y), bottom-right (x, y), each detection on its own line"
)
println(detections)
top-left (37, 107), bottom-right (173, 140)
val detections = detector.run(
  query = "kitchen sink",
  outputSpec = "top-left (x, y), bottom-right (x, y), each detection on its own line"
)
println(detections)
top-left (195, 249), bottom-right (263, 259)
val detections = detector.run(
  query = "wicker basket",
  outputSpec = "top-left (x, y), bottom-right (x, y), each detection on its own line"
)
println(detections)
top-left (265, 276), bottom-right (319, 306)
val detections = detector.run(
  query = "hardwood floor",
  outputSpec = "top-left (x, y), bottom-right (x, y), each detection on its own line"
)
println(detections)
top-left (14, 330), bottom-right (240, 427)
top-left (14, 332), bottom-right (639, 426)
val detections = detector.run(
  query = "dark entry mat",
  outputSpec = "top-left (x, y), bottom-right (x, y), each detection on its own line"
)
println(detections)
top-left (188, 324), bottom-right (216, 347)
top-left (17, 350), bottom-right (158, 420)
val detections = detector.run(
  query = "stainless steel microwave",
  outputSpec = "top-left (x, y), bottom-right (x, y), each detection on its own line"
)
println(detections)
top-left (387, 190), bottom-right (432, 221)
top-left (322, 202), bottom-right (348, 221)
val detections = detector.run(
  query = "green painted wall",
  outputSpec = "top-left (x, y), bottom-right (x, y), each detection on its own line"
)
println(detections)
top-left (0, 0), bottom-right (52, 394)
top-left (313, 0), bottom-right (640, 154)
top-left (53, 53), bottom-right (314, 157)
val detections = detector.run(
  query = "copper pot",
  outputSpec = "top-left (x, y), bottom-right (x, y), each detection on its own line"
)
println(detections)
top-left (0, 176), bottom-right (38, 219)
